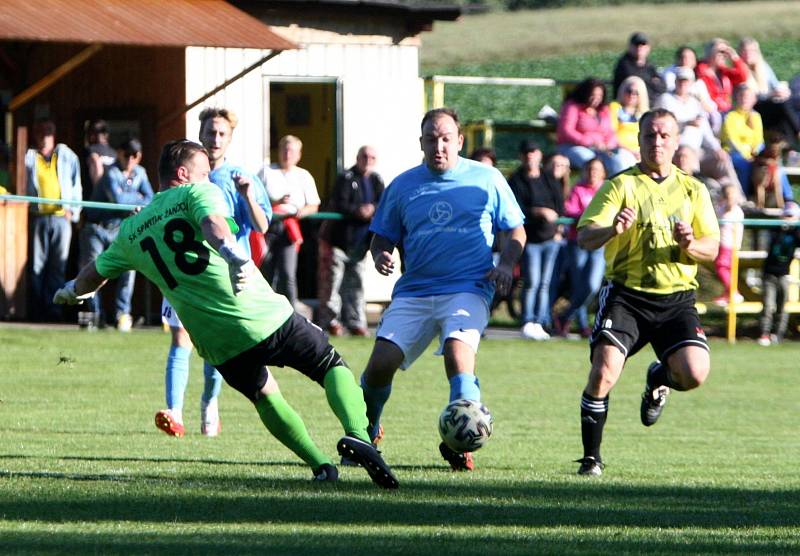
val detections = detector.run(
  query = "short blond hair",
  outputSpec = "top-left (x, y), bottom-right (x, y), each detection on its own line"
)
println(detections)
top-left (199, 107), bottom-right (238, 130)
top-left (279, 135), bottom-right (302, 150)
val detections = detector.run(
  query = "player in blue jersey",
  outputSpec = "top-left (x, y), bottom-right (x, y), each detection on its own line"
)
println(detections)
top-left (358, 107), bottom-right (526, 471)
top-left (156, 107), bottom-right (271, 438)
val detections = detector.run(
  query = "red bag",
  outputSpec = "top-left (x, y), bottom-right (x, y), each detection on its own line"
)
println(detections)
top-left (249, 231), bottom-right (268, 267)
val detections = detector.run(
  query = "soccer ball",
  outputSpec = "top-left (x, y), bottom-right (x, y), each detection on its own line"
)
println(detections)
top-left (438, 399), bottom-right (493, 453)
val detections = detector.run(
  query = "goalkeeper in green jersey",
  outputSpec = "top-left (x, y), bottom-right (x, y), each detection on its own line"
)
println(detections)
top-left (53, 140), bottom-right (398, 489)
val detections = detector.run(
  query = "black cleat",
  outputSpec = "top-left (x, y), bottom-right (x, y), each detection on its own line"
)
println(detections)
top-left (575, 456), bottom-right (604, 476)
top-left (312, 463), bottom-right (339, 482)
top-left (640, 361), bottom-right (670, 427)
top-left (337, 436), bottom-right (399, 489)
top-left (438, 442), bottom-right (474, 471)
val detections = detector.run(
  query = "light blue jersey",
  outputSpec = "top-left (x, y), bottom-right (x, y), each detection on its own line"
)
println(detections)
top-left (210, 161), bottom-right (271, 256)
top-left (370, 157), bottom-right (524, 304)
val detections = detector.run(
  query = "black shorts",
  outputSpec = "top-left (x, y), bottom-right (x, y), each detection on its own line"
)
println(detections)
top-left (589, 281), bottom-right (709, 363)
top-left (216, 313), bottom-right (346, 402)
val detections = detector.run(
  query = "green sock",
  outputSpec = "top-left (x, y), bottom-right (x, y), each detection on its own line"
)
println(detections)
top-left (323, 366), bottom-right (370, 443)
top-left (254, 391), bottom-right (330, 469)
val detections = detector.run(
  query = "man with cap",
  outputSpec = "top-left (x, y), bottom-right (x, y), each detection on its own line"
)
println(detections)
top-left (79, 138), bottom-right (154, 330)
top-left (507, 139), bottom-right (564, 341)
top-left (613, 32), bottom-right (666, 101)
top-left (655, 67), bottom-right (741, 192)
top-left (82, 119), bottom-right (117, 200)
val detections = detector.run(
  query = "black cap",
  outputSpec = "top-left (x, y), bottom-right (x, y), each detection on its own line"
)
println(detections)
top-left (518, 139), bottom-right (541, 154)
top-left (118, 138), bottom-right (142, 156)
top-left (630, 32), bottom-right (649, 46)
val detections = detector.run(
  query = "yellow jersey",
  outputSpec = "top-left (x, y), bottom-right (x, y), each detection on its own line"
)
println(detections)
top-left (578, 165), bottom-right (719, 294)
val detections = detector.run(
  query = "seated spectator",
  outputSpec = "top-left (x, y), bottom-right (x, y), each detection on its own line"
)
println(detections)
top-left (751, 132), bottom-right (793, 209)
top-left (656, 67), bottom-right (741, 192)
top-left (508, 140), bottom-right (563, 341)
top-left (553, 157), bottom-right (607, 338)
top-left (609, 76), bottom-right (649, 162)
top-left (556, 77), bottom-right (636, 176)
top-left (721, 84), bottom-right (764, 195)
top-left (612, 32), bottom-right (665, 101)
top-left (738, 37), bottom-right (800, 143)
top-left (470, 147), bottom-right (497, 167)
top-left (696, 38), bottom-right (748, 114)
top-left (79, 138), bottom-right (153, 330)
top-left (662, 45), bottom-right (720, 130)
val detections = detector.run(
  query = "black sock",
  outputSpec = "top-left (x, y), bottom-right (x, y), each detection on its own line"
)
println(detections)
top-left (647, 361), bottom-right (685, 391)
top-left (580, 391), bottom-right (608, 461)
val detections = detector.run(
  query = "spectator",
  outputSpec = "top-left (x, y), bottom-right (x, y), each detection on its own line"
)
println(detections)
top-left (79, 138), bottom-right (153, 330)
top-left (656, 67), bottom-right (741, 192)
top-left (664, 46), bottom-right (722, 132)
top-left (721, 84), bottom-right (764, 196)
top-left (508, 140), bottom-right (564, 340)
top-left (317, 146), bottom-right (384, 337)
top-left (545, 153), bottom-right (572, 316)
top-left (470, 147), bottom-right (497, 167)
top-left (554, 157), bottom-right (607, 338)
top-left (758, 201), bottom-right (800, 346)
top-left (712, 184), bottom-right (745, 306)
top-left (695, 38), bottom-right (748, 114)
top-left (259, 135), bottom-right (321, 309)
top-left (612, 32), bottom-right (665, 101)
top-left (609, 76), bottom-right (650, 162)
top-left (673, 145), bottom-right (723, 216)
top-left (738, 37), bottom-right (800, 143)
top-left (81, 119), bottom-right (116, 201)
top-left (24, 119), bottom-right (82, 321)
top-left (556, 78), bottom-right (637, 175)
top-left (751, 132), bottom-right (793, 210)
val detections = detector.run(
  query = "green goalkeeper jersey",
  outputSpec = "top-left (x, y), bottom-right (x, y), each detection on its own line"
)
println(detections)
top-left (96, 182), bottom-right (294, 365)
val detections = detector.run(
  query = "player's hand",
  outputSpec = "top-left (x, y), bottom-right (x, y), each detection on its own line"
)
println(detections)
top-left (373, 251), bottom-right (395, 276)
top-left (486, 264), bottom-right (514, 296)
top-left (218, 239), bottom-right (257, 295)
top-left (614, 207), bottom-right (636, 235)
top-left (673, 220), bottom-right (694, 249)
top-left (52, 279), bottom-right (95, 305)
top-left (233, 172), bottom-right (253, 198)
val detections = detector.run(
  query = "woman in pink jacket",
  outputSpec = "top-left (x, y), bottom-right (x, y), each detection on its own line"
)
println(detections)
top-left (553, 158), bottom-right (607, 337)
top-left (556, 77), bottom-right (637, 176)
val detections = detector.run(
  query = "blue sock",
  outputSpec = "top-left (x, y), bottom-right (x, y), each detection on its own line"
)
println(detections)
top-left (165, 345), bottom-right (191, 410)
top-left (449, 373), bottom-right (481, 403)
top-left (360, 374), bottom-right (392, 441)
top-left (202, 361), bottom-right (223, 403)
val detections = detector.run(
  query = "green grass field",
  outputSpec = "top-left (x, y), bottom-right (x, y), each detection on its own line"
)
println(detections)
top-left (1, 325), bottom-right (799, 554)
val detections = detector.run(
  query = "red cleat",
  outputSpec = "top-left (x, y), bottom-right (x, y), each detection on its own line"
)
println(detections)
top-left (155, 410), bottom-right (185, 437)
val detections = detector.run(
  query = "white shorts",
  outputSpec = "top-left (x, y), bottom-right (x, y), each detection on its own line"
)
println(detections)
top-left (376, 292), bottom-right (489, 370)
top-left (161, 298), bottom-right (183, 328)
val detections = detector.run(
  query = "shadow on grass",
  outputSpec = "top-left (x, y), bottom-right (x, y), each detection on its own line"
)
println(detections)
top-left (1, 472), bottom-right (798, 554)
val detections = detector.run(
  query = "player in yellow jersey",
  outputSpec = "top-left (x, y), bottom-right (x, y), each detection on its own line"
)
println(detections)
top-left (574, 109), bottom-right (720, 476)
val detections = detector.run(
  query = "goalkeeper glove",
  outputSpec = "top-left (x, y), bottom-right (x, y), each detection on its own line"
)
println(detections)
top-left (218, 239), bottom-right (256, 295)
top-left (52, 280), bottom-right (96, 305)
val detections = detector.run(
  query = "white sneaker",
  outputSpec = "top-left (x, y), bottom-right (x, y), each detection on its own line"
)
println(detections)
top-left (757, 335), bottom-right (771, 347)
top-left (116, 314), bottom-right (133, 332)
top-left (521, 322), bottom-right (550, 341)
top-left (200, 398), bottom-right (221, 437)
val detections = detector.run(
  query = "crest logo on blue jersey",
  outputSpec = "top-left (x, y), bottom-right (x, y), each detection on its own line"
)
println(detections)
top-left (429, 201), bottom-right (453, 225)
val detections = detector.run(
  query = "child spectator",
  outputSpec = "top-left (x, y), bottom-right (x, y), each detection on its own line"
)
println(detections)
top-left (713, 184), bottom-right (745, 306)
top-left (758, 201), bottom-right (800, 346)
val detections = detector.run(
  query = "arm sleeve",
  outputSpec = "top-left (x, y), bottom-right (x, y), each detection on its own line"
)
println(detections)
top-left (493, 170), bottom-right (525, 231)
top-left (578, 180), bottom-right (623, 229)
top-left (95, 240), bottom-right (131, 279)
top-left (189, 183), bottom-right (239, 236)
top-left (691, 184), bottom-right (721, 240)
top-left (557, 102), bottom-right (592, 146)
top-left (369, 181), bottom-right (402, 244)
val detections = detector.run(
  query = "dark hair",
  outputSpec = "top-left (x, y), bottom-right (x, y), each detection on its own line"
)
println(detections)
top-left (158, 140), bottom-right (208, 184)
top-left (569, 78), bottom-right (607, 107)
top-left (117, 138), bottom-right (142, 156)
top-left (86, 119), bottom-right (109, 135)
top-left (470, 147), bottom-right (496, 165)
top-left (33, 119), bottom-right (56, 138)
top-left (421, 107), bottom-right (461, 134)
top-left (638, 108), bottom-right (678, 130)
top-left (675, 45), bottom-right (695, 62)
